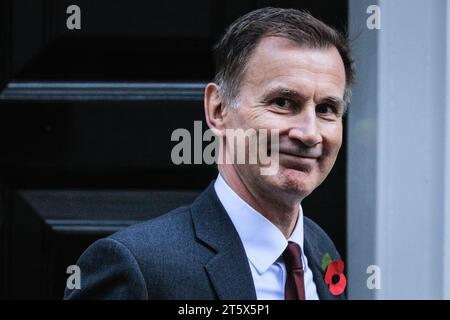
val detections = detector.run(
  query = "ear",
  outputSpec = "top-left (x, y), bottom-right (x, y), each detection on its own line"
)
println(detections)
top-left (204, 83), bottom-right (227, 135)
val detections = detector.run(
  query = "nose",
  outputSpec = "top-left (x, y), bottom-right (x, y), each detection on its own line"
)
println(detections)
top-left (288, 108), bottom-right (322, 147)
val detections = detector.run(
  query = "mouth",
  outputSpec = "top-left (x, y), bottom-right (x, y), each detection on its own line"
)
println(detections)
top-left (279, 151), bottom-right (318, 172)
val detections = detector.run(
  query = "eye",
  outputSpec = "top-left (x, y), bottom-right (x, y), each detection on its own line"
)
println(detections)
top-left (316, 103), bottom-right (336, 114)
top-left (273, 98), bottom-right (291, 108)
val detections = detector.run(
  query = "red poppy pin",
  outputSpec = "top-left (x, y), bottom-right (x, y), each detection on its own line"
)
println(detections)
top-left (321, 253), bottom-right (347, 296)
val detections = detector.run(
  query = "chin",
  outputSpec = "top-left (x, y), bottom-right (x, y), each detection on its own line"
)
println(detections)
top-left (270, 167), bottom-right (317, 198)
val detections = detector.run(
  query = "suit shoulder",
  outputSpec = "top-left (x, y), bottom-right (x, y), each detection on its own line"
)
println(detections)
top-left (64, 236), bottom-right (149, 299)
top-left (304, 216), bottom-right (333, 243)
top-left (304, 216), bottom-right (341, 259)
top-left (108, 205), bottom-right (194, 252)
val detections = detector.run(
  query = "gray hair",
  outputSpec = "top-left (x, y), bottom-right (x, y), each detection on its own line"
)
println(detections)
top-left (213, 7), bottom-right (355, 109)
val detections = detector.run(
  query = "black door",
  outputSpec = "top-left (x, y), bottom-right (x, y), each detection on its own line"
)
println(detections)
top-left (0, 0), bottom-right (348, 299)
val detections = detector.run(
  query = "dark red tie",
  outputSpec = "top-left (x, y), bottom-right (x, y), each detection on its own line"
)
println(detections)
top-left (283, 241), bottom-right (306, 300)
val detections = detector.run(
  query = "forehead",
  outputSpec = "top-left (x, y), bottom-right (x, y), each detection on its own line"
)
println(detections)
top-left (242, 36), bottom-right (346, 97)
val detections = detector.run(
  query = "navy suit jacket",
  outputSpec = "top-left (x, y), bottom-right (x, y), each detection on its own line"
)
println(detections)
top-left (64, 181), bottom-right (345, 300)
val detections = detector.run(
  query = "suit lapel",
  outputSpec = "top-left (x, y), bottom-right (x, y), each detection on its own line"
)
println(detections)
top-left (303, 225), bottom-right (342, 300)
top-left (190, 181), bottom-right (257, 300)
top-left (205, 250), bottom-right (257, 300)
top-left (190, 181), bottom-right (344, 300)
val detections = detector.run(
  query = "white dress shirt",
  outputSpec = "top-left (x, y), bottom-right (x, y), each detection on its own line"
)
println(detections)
top-left (214, 174), bottom-right (319, 300)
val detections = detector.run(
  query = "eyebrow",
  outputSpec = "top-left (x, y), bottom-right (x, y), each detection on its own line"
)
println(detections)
top-left (261, 86), bottom-right (346, 112)
top-left (261, 86), bottom-right (309, 103)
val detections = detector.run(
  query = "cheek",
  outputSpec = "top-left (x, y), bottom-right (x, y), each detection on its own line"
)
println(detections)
top-left (322, 123), bottom-right (343, 160)
top-left (223, 108), bottom-right (248, 129)
top-left (237, 100), bottom-right (284, 129)
top-left (247, 112), bottom-right (290, 132)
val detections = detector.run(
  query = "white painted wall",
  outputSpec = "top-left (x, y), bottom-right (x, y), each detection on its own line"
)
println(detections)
top-left (348, 0), bottom-right (450, 299)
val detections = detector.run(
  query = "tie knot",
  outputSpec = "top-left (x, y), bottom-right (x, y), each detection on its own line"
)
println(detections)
top-left (283, 241), bottom-right (303, 271)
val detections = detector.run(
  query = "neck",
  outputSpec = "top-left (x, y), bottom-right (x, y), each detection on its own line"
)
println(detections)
top-left (218, 164), bottom-right (300, 238)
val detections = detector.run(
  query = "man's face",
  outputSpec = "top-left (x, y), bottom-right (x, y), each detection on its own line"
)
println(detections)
top-left (223, 36), bottom-right (346, 201)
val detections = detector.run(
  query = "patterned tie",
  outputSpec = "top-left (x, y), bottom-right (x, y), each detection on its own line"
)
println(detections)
top-left (283, 241), bottom-right (306, 300)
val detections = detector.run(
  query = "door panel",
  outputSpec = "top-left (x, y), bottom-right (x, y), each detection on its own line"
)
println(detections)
top-left (0, 0), bottom-right (348, 299)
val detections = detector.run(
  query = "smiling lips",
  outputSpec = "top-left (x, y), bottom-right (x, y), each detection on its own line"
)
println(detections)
top-left (279, 150), bottom-right (320, 172)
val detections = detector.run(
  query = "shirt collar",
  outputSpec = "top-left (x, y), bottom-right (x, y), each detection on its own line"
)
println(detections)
top-left (214, 174), bottom-right (305, 274)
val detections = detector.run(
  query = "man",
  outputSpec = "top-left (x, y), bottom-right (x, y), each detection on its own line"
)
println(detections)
top-left (65, 7), bottom-right (354, 300)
